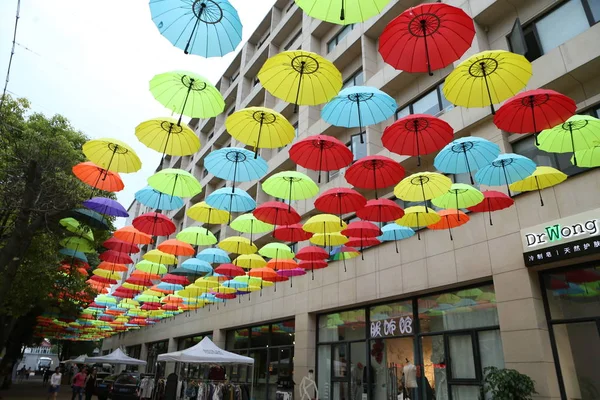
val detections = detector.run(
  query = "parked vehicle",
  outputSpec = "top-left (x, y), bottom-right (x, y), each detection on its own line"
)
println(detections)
top-left (110, 372), bottom-right (141, 400)
top-left (96, 373), bottom-right (119, 400)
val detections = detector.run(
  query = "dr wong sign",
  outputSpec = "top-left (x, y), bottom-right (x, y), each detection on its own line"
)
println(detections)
top-left (521, 209), bottom-right (600, 267)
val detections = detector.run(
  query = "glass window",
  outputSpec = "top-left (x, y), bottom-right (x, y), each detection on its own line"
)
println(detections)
top-left (226, 329), bottom-right (249, 350)
top-left (512, 136), bottom-right (587, 177)
top-left (317, 346), bottom-right (331, 400)
top-left (327, 25), bottom-right (354, 53)
top-left (370, 301), bottom-right (413, 338)
top-left (250, 324), bottom-right (271, 348)
top-left (319, 310), bottom-right (366, 342)
top-left (448, 334), bottom-right (476, 379)
top-left (395, 83), bottom-right (452, 119)
top-left (478, 330), bottom-right (505, 370)
top-left (178, 334), bottom-right (211, 350)
top-left (342, 69), bottom-right (364, 89)
top-left (284, 29), bottom-right (302, 50)
top-left (348, 134), bottom-right (367, 161)
top-left (542, 266), bottom-right (600, 320)
top-left (271, 321), bottom-right (295, 346)
top-left (421, 335), bottom-right (446, 398)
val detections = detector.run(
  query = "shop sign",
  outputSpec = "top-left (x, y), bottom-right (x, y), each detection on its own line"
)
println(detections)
top-left (370, 316), bottom-right (413, 338)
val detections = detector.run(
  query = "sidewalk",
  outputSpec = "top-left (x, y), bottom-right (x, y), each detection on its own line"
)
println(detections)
top-left (0, 377), bottom-right (71, 400)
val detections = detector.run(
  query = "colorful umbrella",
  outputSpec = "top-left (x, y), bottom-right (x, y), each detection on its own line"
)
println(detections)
top-left (345, 155), bottom-right (405, 199)
top-left (158, 239), bottom-right (195, 257)
top-left (493, 89), bottom-right (576, 145)
top-left (330, 246), bottom-right (360, 272)
top-left (196, 248), bottom-right (231, 264)
top-left (230, 213), bottom-right (274, 244)
top-left (273, 224), bottom-right (313, 242)
top-left (346, 236), bottom-right (380, 251)
top-left (149, 0), bottom-right (242, 57)
top-left (226, 107), bottom-right (295, 157)
top-left (298, 259), bottom-right (328, 279)
top-left (356, 198), bottom-right (405, 223)
top-left (394, 172), bottom-right (452, 209)
top-left (342, 221), bottom-right (381, 238)
top-left (296, 246), bottom-right (329, 262)
top-left (97, 262), bottom-right (129, 273)
top-left (113, 226), bottom-right (153, 245)
top-left (259, 243), bottom-right (295, 260)
top-left (443, 50), bottom-right (532, 114)
top-left (187, 201), bottom-right (230, 227)
top-left (572, 142), bottom-right (600, 167)
top-left (289, 135), bottom-right (353, 183)
top-left (475, 153), bottom-right (537, 196)
top-left (72, 162), bottom-right (124, 193)
top-left (59, 218), bottom-right (93, 242)
top-left (135, 117), bottom-right (200, 168)
top-left (262, 171), bottom-right (319, 211)
top-left (99, 250), bottom-right (133, 265)
top-left (148, 168), bottom-right (202, 198)
top-left (68, 208), bottom-right (110, 230)
top-left (396, 206), bottom-right (440, 240)
top-left (60, 237), bottom-right (95, 253)
top-left (379, 2), bottom-right (475, 75)
top-left (176, 227), bottom-right (217, 249)
top-left (214, 264), bottom-right (246, 278)
top-left (431, 183), bottom-right (484, 220)
top-left (434, 137), bottom-right (500, 184)
top-left (537, 115), bottom-right (600, 166)
top-left (382, 114), bottom-right (454, 166)
top-left (82, 138), bottom-right (142, 175)
top-left (143, 249), bottom-right (178, 265)
top-left (467, 190), bottom-right (514, 226)
top-left (205, 148), bottom-right (268, 191)
top-left (315, 188), bottom-right (367, 225)
top-left (294, 0), bottom-right (391, 24)
top-left (258, 50), bottom-right (342, 112)
top-left (303, 214), bottom-right (347, 236)
top-left (309, 232), bottom-right (348, 247)
top-left (509, 166), bottom-right (567, 207)
top-left (218, 236), bottom-right (257, 255)
top-left (135, 186), bottom-right (184, 211)
top-left (180, 259), bottom-right (213, 275)
top-left (253, 201), bottom-right (301, 228)
top-left (205, 187), bottom-right (256, 220)
top-left (103, 238), bottom-right (140, 254)
top-left (232, 254), bottom-right (266, 269)
top-left (321, 86), bottom-right (397, 144)
top-left (377, 223), bottom-right (415, 253)
top-left (161, 274), bottom-right (189, 286)
top-left (150, 70), bottom-right (224, 124)
top-left (133, 212), bottom-right (176, 237)
top-left (83, 197), bottom-right (128, 218)
top-left (427, 209), bottom-right (469, 240)
top-left (277, 268), bottom-right (306, 287)
top-left (267, 259), bottom-right (298, 272)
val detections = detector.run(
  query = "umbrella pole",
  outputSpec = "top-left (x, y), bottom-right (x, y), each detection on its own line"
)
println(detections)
top-left (416, 213), bottom-right (421, 240)
top-left (393, 231), bottom-right (399, 254)
top-left (455, 191), bottom-right (460, 221)
top-left (535, 176), bottom-right (544, 207)
top-left (288, 179), bottom-right (293, 212)
top-left (480, 63), bottom-right (496, 115)
top-left (529, 98), bottom-right (539, 146)
top-left (569, 123), bottom-right (577, 166)
top-left (254, 114), bottom-right (264, 159)
top-left (340, 0), bottom-right (345, 20)
top-left (102, 146), bottom-right (118, 180)
top-left (462, 145), bottom-right (475, 184)
top-left (414, 122), bottom-right (421, 166)
top-left (207, 209), bottom-right (211, 234)
top-left (421, 21), bottom-right (433, 76)
top-left (294, 63), bottom-right (305, 113)
top-left (194, 233), bottom-right (199, 256)
top-left (501, 163), bottom-right (512, 197)
top-left (170, 174), bottom-right (179, 201)
top-left (343, 255), bottom-right (347, 272)
top-left (361, 236), bottom-right (364, 261)
top-left (178, 82), bottom-right (194, 126)
top-left (447, 220), bottom-right (453, 241)
top-left (356, 97), bottom-right (365, 144)
top-left (228, 195), bottom-right (233, 225)
top-left (338, 196), bottom-right (343, 226)
top-left (232, 158), bottom-right (239, 193)
top-left (160, 124), bottom-right (174, 168)
top-left (373, 166), bottom-right (378, 200)
top-left (420, 180), bottom-right (429, 213)
top-left (318, 147), bottom-right (323, 184)
top-left (183, 8), bottom-right (203, 54)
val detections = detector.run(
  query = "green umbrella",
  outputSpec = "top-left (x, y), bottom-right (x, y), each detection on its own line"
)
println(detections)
top-left (231, 214), bottom-right (274, 244)
top-left (148, 168), bottom-right (202, 199)
top-left (60, 236), bottom-right (95, 253)
top-left (456, 288), bottom-right (483, 298)
top-left (262, 171), bottom-right (319, 211)
top-left (537, 114), bottom-right (600, 166)
top-left (258, 243), bottom-right (295, 260)
top-left (431, 183), bottom-right (484, 221)
top-left (59, 217), bottom-right (94, 242)
top-left (436, 293), bottom-right (461, 304)
top-left (571, 142), bottom-right (600, 167)
top-left (476, 292), bottom-right (496, 302)
top-left (295, 0), bottom-right (392, 25)
top-left (135, 260), bottom-right (168, 275)
top-left (176, 227), bottom-right (217, 246)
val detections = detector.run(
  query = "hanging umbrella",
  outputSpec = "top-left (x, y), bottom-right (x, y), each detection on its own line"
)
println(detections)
top-left (135, 117), bottom-right (200, 168)
top-left (253, 201), bottom-right (301, 229)
top-left (148, 168), bottom-right (202, 198)
top-left (572, 142), bottom-right (600, 167)
top-left (427, 210), bottom-right (469, 241)
top-left (296, 246), bottom-right (329, 262)
top-left (321, 86), bottom-right (397, 144)
top-left (68, 209), bottom-right (110, 230)
top-left (150, 71), bottom-right (225, 124)
top-left (187, 201), bottom-right (230, 227)
top-left (267, 259), bottom-right (298, 272)
top-left (273, 224), bottom-right (313, 243)
top-left (342, 221), bottom-right (381, 239)
top-left (431, 183), bottom-right (484, 220)
top-left (475, 153), bottom-right (537, 196)
top-left (214, 264), bottom-right (246, 278)
top-left (99, 250), bottom-right (133, 265)
top-left (303, 214), bottom-right (347, 236)
top-left (103, 238), bottom-right (140, 254)
top-left (157, 282), bottom-right (185, 293)
top-left (161, 274), bottom-right (190, 286)
top-left (226, 107), bottom-right (295, 158)
top-left (113, 226), bottom-right (153, 245)
top-left (537, 115), bottom-right (600, 166)
top-left (176, 227), bottom-right (217, 252)
top-left (379, 2), bottom-right (475, 76)
top-left (258, 50), bottom-right (342, 112)
top-left (330, 246), bottom-right (360, 272)
top-left (494, 89), bottom-right (576, 145)
top-left (97, 262), bottom-right (128, 273)
top-left (131, 270), bottom-right (163, 281)
top-left (356, 198), bottom-right (405, 223)
top-left (133, 212), bottom-right (176, 237)
top-left (72, 162), bottom-right (124, 193)
top-left (60, 237), bottom-right (95, 253)
top-left (231, 213), bottom-right (274, 244)
top-left (315, 188), bottom-right (367, 226)
top-left (149, 0), bottom-right (242, 57)
top-left (467, 190), bottom-right (514, 226)
top-left (434, 137), bottom-right (500, 184)
top-left (382, 114), bottom-right (454, 166)
top-left (178, 259), bottom-right (212, 276)
top-left (59, 218), bottom-right (93, 242)
top-left (277, 268), bottom-right (306, 287)
top-left (294, 0), bottom-right (391, 24)
top-left (346, 236), bottom-right (381, 252)
top-left (377, 223), bottom-right (415, 253)
top-left (158, 239), bottom-right (195, 257)
top-left (143, 250), bottom-right (178, 265)
top-left (135, 186), bottom-right (184, 211)
top-left (396, 206), bottom-right (441, 240)
top-left (509, 166), bottom-right (567, 207)
top-left (289, 135), bottom-right (353, 183)
top-left (82, 138), bottom-right (142, 176)
top-left (394, 172), bottom-right (452, 210)
top-left (443, 50), bottom-right (532, 114)
top-left (196, 248), bottom-right (230, 264)
top-left (259, 243), bottom-right (295, 260)
top-left (309, 232), bottom-right (348, 247)
top-left (345, 156), bottom-right (405, 199)
top-left (232, 254), bottom-right (267, 269)
top-left (262, 171), bottom-right (319, 211)
top-left (205, 148), bottom-right (268, 191)
top-left (218, 236), bottom-right (257, 255)
top-left (83, 197), bottom-right (128, 218)
top-left (205, 187), bottom-right (256, 221)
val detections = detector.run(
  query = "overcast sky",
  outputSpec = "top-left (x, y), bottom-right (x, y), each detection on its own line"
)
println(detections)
top-left (0, 0), bottom-right (275, 221)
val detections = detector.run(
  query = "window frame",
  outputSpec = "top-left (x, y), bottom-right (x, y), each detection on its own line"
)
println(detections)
top-left (327, 24), bottom-right (355, 53)
top-left (395, 82), bottom-right (451, 119)
top-left (342, 68), bottom-right (364, 89)
top-left (283, 29), bottom-right (302, 50)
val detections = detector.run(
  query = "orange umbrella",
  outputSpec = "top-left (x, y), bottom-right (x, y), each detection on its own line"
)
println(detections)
top-left (72, 161), bottom-right (124, 192)
top-left (96, 261), bottom-right (129, 273)
top-left (113, 226), bottom-right (153, 245)
top-left (131, 269), bottom-right (162, 280)
top-left (158, 239), bottom-right (195, 256)
top-left (267, 259), bottom-right (298, 271)
top-left (427, 209), bottom-right (469, 241)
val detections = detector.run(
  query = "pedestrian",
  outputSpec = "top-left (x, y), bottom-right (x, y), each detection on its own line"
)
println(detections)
top-left (47, 367), bottom-right (62, 400)
top-left (71, 368), bottom-right (87, 400)
top-left (43, 368), bottom-right (52, 386)
top-left (18, 366), bottom-right (26, 382)
top-left (84, 368), bottom-right (97, 400)
top-left (25, 367), bottom-right (31, 380)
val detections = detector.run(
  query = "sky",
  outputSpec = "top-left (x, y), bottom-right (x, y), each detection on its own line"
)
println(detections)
top-left (0, 0), bottom-right (276, 220)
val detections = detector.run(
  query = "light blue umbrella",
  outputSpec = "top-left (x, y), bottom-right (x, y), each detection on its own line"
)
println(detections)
top-left (204, 148), bottom-right (268, 191)
top-left (434, 137), bottom-right (500, 184)
top-left (196, 248), bottom-right (231, 264)
top-left (135, 186), bottom-right (184, 211)
top-left (475, 153), bottom-right (536, 196)
top-left (321, 86), bottom-right (397, 144)
top-left (553, 283), bottom-right (585, 296)
top-left (200, 293), bottom-right (225, 303)
top-left (223, 280), bottom-right (248, 290)
top-left (156, 282), bottom-right (184, 292)
top-left (206, 187), bottom-right (256, 222)
top-left (377, 223), bottom-right (415, 253)
top-left (59, 248), bottom-right (88, 263)
top-left (149, 0), bottom-right (243, 58)
top-left (181, 258), bottom-right (214, 275)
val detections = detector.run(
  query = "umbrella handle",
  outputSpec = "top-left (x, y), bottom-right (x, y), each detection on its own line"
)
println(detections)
top-left (356, 96), bottom-right (364, 144)
top-left (178, 79), bottom-right (194, 125)
top-left (288, 179), bottom-right (293, 212)
top-left (184, 6), bottom-right (203, 54)
top-left (487, 198), bottom-right (493, 226)
top-left (160, 124), bottom-right (174, 168)
top-left (294, 63), bottom-right (305, 113)
top-left (416, 213), bottom-right (421, 240)
top-left (529, 98), bottom-right (540, 146)
top-left (393, 231), bottom-right (398, 254)
top-left (462, 145), bottom-right (474, 184)
top-left (501, 163), bottom-right (512, 197)
top-left (413, 121), bottom-right (421, 167)
top-left (420, 179), bottom-right (428, 212)
top-left (535, 176), bottom-right (544, 207)
top-left (569, 123), bottom-right (577, 166)
top-left (318, 146), bottom-right (323, 184)
top-left (254, 114), bottom-right (264, 159)
top-left (103, 146), bottom-right (118, 181)
top-left (340, 0), bottom-right (345, 20)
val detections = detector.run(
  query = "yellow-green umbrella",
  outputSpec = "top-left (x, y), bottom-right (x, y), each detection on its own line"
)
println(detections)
top-left (82, 138), bottom-right (142, 174)
top-left (258, 50), bottom-right (342, 112)
top-left (135, 260), bottom-right (168, 275)
top-left (234, 275), bottom-right (274, 288)
top-left (295, 0), bottom-right (391, 24)
top-left (143, 250), bottom-right (178, 265)
top-left (258, 243), bottom-right (295, 260)
top-left (537, 115), bottom-right (600, 166)
top-left (92, 269), bottom-right (121, 280)
top-left (233, 254), bottom-right (267, 269)
top-left (186, 201), bottom-right (230, 225)
top-left (396, 206), bottom-right (440, 240)
top-left (309, 232), bottom-right (349, 247)
top-left (394, 172), bottom-right (452, 209)
top-left (60, 236), bottom-right (95, 253)
top-left (218, 236), bottom-right (257, 255)
top-left (572, 142), bottom-right (600, 167)
top-left (226, 107), bottom-right (295, 157)
top-left (148, 168), bottom-right (202, 198)
top-left (176, 227), bottom-right (217, 249)
top-left (59, 218), bottom-right (94, 242)
top-left (443, 50), bottom-right (532, 114)
top-left (509, 166), bottom-right (567, 207)
top-left (303, 214), bottom-right (347, 234)
top-left (191, 279), bottom-right (219, 291)
top-left (135, 117), bottom-right (200, 166)
top-left (431, 183), bottom-right (484, 221)
top-left (230, 214), bottom-right (274, 244)
top-left (142, 289), bottom-right (164, 297)
top-left (262, 171), bottom-right (319, 210)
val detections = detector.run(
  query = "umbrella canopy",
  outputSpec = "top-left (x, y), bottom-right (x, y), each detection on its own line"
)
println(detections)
top-left (273, 224), bottom-right (313, 242)
top-left (133, 212), bottom-right (176, 237)
top-left (68, 208), bottom-right (110, 230)
top-left (59, 248), bottom-right (88, 263)
top-left (443, 50), bottom-right (532, 114)
top-left (205, 187), bottom-right (256, 218)
top-left (262, 171), bottom-right (319, 209)
top-left (345, 156), bottom-right (405, 199)
top-left (259, 243), bottom-right (295, 260)
top-left (180, 259), bottom-right (213, 275)
top-left (330, 246), bottom-right (360, 271)
top-left (537, 115), bottom-right (600, 166)
top-left (226, 107), bottom-right (295, 157)
top-left (427, 210), bottom-right (469, 240)
top-left (97, 262), bottom-right (129, 273)
top-left (346, 236), bottom-right (381, 255)
top-left (99, 250), bottom-right (133, 265)
top-left (356, 198), bottom-right (405, 222)
top-left (315, 188), bottom-right (367, 223)
top-left (231, 214), bottom-right (274, 242)
top-left (158, 239), bottom-right (195, 257)
top-left (150, 70), bottom-right (225, 124)
top-left (83, 197), bottom-right (128, 218)
top-left (253, 202), bottom-right (301, 227)
top-left (342, 221), bottom-right (381, 238)
top-left (232, 254), bottom-right (266, 269)
top-left (143, 250), bottom-right (178, 265)
top-left (303, 214), bottom-right (347, 234)
top-left (59, 218), bottom-right (94, 242)
top-left (267, 259), bottom-right (298, 271)
top-left (196, 248), bottom-right (231, 264)
top-left (161, 274), bottom-right (190, 285)
top-left (103, 238), bottom-right (140, 254)
top-left (60, 236), bottom-right (95, 253)
top-left (377, 223), bottom-right (415, 253)
top-left (148, 168), bottom-right (202, 198)
top-left (309, 232), bottom-right (349, 247)
top-left (177, 227), bottom-right (217, 246)
top-left (321, 86), bottom-right (397, 144)
top-left (379, 2), bottom-right (475, 75)
top-left (82, 138), bottom-right (142, 174)
top-left (572, 143), bottom-right (600, 167)
top-left (187, 201), bottom-right (230, 225)
top-left (258, 50), bottom-right (342, 112)
top-left (295, 0), bottom-right (391, 24)
top-left (434, 136), bottom-right (500, 184)
top-left (431, 183), bottom-right (484, 219)
top-left (509, 166), bottom-right (567, 207)
top-left (149, 0), bottom-right (242, 58)
top-left (135, 186), bottom-right (184, 211)
top-left (248, 267), bottom-right (278, 281)
top-left (205, 148), bottom-right (268, 191)
top-left (475, 153), bottom-right (537, 196)
top-left (214, 264), bottom-right (246, 278)
top-left (382, 114), bottom-right (454, 166)
top-left (394, 172), bottom-right (453, 207)
top-left (113, 226), bottom-right (153, 245)
top-left (72, 162), bottom-right (124, 193)
top-left (467, 190), bottom-right (514, 226)
top-left (396, 206), bottom-right (441, 240)
top-left (296, 246), bottom-right (329, 261)
top-left (135, 117), bottom-right (200, 167)
top-left (289, 135), bottom-right (353, 183)
top-left (218, 237), bottom-right (257, 255)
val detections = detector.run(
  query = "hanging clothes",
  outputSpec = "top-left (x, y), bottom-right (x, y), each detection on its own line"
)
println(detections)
top-left (138, 376), bottom-right (155, 399)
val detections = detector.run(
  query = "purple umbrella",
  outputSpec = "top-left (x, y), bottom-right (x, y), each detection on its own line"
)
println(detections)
top-left (277, 268), bottom-right (306, 287)
top-left (83, 197), bottom-right (129, 217)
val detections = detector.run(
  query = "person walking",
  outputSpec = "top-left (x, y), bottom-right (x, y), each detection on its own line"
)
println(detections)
top-left (71, 368), bottom-right (87, 400)
top-left (84, 368), bottom-right (97, 400)
top-left (48, 367), bottom-right (62, 400)
top-left (25, 368), bottom-right (31, 380)
top-left (43, 368), bottom-right (52, 386)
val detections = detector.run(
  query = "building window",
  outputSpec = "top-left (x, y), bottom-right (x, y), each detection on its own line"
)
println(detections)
top-left (258, 31), bottom-right (271, 48)
top-left (284, 29), bottom-right (302, 50)
top-left (327, 24), bottom-right (354, 53)
top-left (202, 168), bottom-right (209, 178)
top-left (348, 133), bottom-right (367, 161)
top-left (125, 345), bottom-right (142, 371)
top-left (292, 122), bottom-right (299, 137)
top-left (395, 82), bottom-right (452, 119)
top-left (508, 0), bottom-right (600, 62)
top-left (227, 105), bottom-right (236, 116)
top-left (208, 131), bottom-right (214, 140)
top-left (254, 76), bottom-right (260, 87)
top-left (342, 69), bottom-right (364, 89)
top-left (286, 0), bottom-right (295, 12)
top-left (146, 340), bottom-right (169, 375)
top-left (230, 70), bottom-right (240, 84)
top-left (512, 136), bottom-right (586, 177)
top-left (213, 229), bottom-right (220, 241)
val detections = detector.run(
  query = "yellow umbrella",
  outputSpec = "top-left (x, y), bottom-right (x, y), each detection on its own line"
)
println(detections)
top-left (304, 214), bottom-right (347, 234)
top-left (396, 206), bottom-right (440, 240)
top-left (192, 279), bottom-right (220, 291)
top-left (443, 50), bottom-right (532, 114)
top-left (394, 172), bottom-right (452, 209)
top-left (226, 107), bottom-right (295, 157)
top-left (258, 50), bottom-right (342, 112)
top-left (142, 289), bottom-right (164, 297)
top-left (509, 166), bottom-right (567, 207)
top-left (135, 117), bottom-right (200, 165)
top-left (233, 254), bottom-right (267, 269)
top-left (122, 283), bottom-right (149, 291)
top-left (187, 201), bottom-right (230, 225)
top-left (218, 236), bottom-right (257, 255)
top-left (143, 250), bottom-right (178, 265)
top-left (92, 269), bottom-right (121, 280)
top-left (82, 138), bottom-right (142, 174)
top-left (309, 232), bottom-right (349, 247)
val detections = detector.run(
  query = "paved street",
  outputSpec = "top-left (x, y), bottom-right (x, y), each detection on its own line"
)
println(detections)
top-left (0, 377), bottom-right (72, 400)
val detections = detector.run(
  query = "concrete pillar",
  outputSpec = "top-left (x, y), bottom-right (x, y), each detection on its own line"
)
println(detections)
top-left (294, 313), bottom-right (317, 400)
top-left (140, 343), bottom-right (149, 374)
top-left (212, 328), bottom-right (227, 349)
top-left (164, 337), bottom-right (178, 376)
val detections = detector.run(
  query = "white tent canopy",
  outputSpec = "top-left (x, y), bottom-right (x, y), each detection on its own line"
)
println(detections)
top-left (63, 354), bottom-right (88, 364)
top-left (85, 348), bottom-right (147, 365)
top-left (157, 337), bottom-right (254, 365)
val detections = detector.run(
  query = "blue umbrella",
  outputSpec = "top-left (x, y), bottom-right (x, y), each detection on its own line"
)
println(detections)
top-left (68, 208), bottom-right (110, 230)
top-left (204, 148), bottom-right (268, 192)
top-left (377, 223), bottom-right (416, 253)
top-left (149, 0), bottom-right (243, 57)
top-left (196, 248), bottom-right (230, 264)
top-left (83, 197), bottom-right (129, 217)
top-left (156, 282), bottom-right (184, 292)
top-left (553, 283), bottom-right (585, 296)
top-left (434, 137), bottom-right (500, 184)
top-left (181, 258), bottom-right (214, 275)
top-left (135, 186), bottom-right (184, 211)
top-left (321, 86), bottom-right (397, 144)
top-left (475, 153), bottom-right (536, 196)
top-left (59, 248), bottom-right (88, 263)
top-left (206, 187), bottom-right (256, 222)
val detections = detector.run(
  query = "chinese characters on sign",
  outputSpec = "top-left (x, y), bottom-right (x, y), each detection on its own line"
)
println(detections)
top-left (370, 316), bottom-right (413, 338)
top-left (523, 237), bottom-right (600, 267)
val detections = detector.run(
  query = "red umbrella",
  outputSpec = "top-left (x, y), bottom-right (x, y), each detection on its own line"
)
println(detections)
top-left (289, 135), bottom-right (353, 183)
top-left (345, 156), bottom-right (405, 199)
top-left (103, 238), bottom-right (140, 254)
top-left (99, 250), bottom-right (133, 265)
top-left (141, 303), bottom-right (161, 310)
top-left (299, 259), bottom-right (328, 280)
top-left (565, 269), bottom-right (600, 283)
top-left (356, 199), bottom-right (405, 222)
top-left (379, 2), bottom-right (475, 75)
top-left (296, 246), bottom-right (329, 261)
top-left (215, 264), bottom-right (246, 277)
top-left (342, 221), bottom-right (382, 238)
top-left (161, 304), bottom-right (180, 311)
top-left (253, 201), bottom-right (301, 228)
top-left (494, 89), bottom-right (576, 145)
top-left (125, 276), bottom-right (153, 286)
top-left (158, 239), bottom-right (195, 256)
top-left (72, 161), bottom-right (125, 193)
top-left (214, 292), bottom-right (237, 300)
top-left (133, 212), bottom-right (176, 237)
top-left (273, 224), bottom-right (313, 242)
top-left (112, 288), bottom-right (139, 298)
top-left (467, 190), bottom-right (514, 226)
top-left (161, 273), bottom-right (190, 285)
top-left (382, 114), bottom-right (454, 166)
top-left (548, 278), bottom-right (569, 290)
top-left (315, 188), bottom-right (367, 225)
top-left (89, 275), bottom-right (117, 285)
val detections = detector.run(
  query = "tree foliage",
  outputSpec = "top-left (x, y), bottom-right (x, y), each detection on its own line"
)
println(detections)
top-left (483, 367), bottom-right (537, 400)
